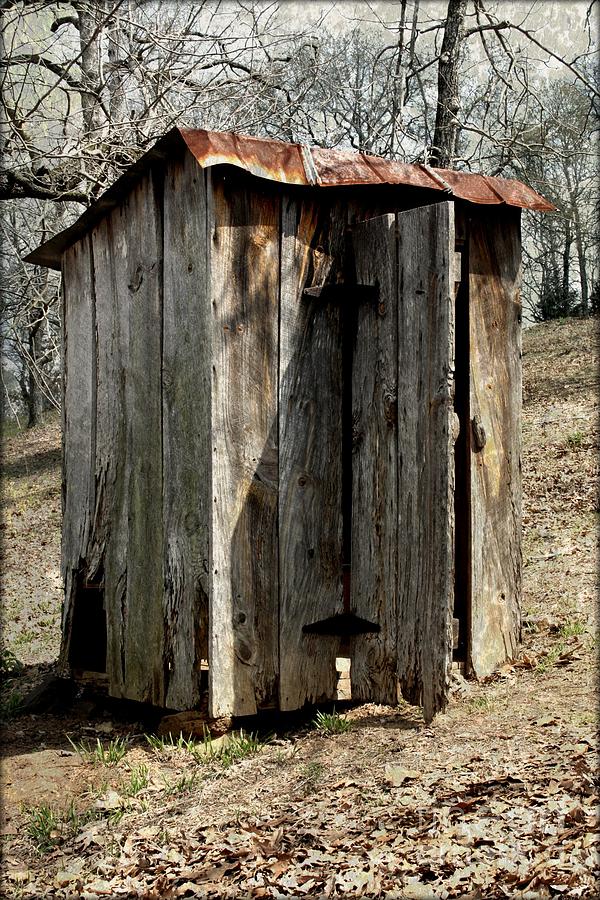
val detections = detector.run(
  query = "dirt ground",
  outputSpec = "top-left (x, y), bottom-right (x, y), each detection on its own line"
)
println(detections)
top-left (0, 316), bottom-right (598, 898)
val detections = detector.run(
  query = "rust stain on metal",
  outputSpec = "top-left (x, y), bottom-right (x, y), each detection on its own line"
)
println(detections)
top-left (25, 126), bottom-right (555, 270)
top-left (179, 128), bottom-right (307, 185)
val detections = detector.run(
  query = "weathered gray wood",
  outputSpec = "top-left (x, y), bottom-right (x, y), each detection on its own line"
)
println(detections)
top-left (350, 214), bottom-right (399, 705)
top-left (98, 202), bottom-right (131, 697)
top-left (86, 212), bottom-right (127, 683)
top-left (162, 151), bottom-right (210, 710)
top-left (396, 201), bottom-right (456, 723)
top-left (59, 236), bottom-right (96, 668)
top-left (87, 215), bottom-right (120, 586)
top-left (278, 196), bottom-right (345, 711)
top-left (120, 171), bottom-right (165, 705)
top-left (208, 172), bottom-right (280, 717)
top-left (469, 207), bottom-right (522, 677)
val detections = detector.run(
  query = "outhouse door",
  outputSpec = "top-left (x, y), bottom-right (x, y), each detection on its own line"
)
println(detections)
top-left (350, 202), bottom-right (456, 722)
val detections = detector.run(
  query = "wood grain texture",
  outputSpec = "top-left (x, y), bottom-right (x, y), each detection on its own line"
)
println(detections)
top-left (121, 171), bottom-right (165, 705)
top-left (162, 152), bottom-right (210, 710)
top-left (88, 214), bottom-right (121, 586)
top-left (208, 172), bottom-right (280, 717)
top-left (350, 214), bottom-right (399, 705)
top-left (278, 195), bottom-right (346, 711)
top-left (86, 212), bottom-right (127, 683)
top-left (468, 207), bottom-right (522, 677)
top-left (59, 236), bottom-right (96, 668)
top-left (100, 200), bottom-right (131, 697)
top-left (396, 201), bottom-right (456, 723)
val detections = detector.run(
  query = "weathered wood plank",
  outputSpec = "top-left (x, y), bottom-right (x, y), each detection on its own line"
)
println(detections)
top-left (350, 214), bottom-right (399, 705)
top-left (59, 236), bottom-right (96, 668)
top-left (208, 172), bottom-right (280, 718)
top-left (99, 202), bottom-right (131, 697)
top-left (82, 212), bottom-right (127, 680)
top-left (396, 201), bottom-right (456, 723)
top-left (87, 215), bottom-right (120, 586)
top-left (278, 196), bottom-right (345, 711)
top-left (162, 151), bottom-right (210, 710)
top-left (121, 171), bottom-right (165, 705)
top-left (469, 207), bottom-right (522, 677)
top-left (452, 207), bottom-right (470, 659)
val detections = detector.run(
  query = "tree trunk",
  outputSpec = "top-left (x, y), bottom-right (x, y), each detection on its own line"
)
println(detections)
top-left (106, 2), bottom-right (128, 128)
top-left (23, 318), bottom-right (43, 428)
top-left (430, 0), bottom-right (467, 169)
top-left (389, 0), bottom-right (408, 157)
top-left (573, 208), bottom-right (589, 315)
top-left (76, 0), bottom-right (106, 186)
top-left (562, 219), bottom-right (573, 298)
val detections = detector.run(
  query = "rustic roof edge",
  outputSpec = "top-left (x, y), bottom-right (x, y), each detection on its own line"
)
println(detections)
top-left (24, 126), bottom-right (555, 270)
top-left (24, 128), bottom-right (188, 270)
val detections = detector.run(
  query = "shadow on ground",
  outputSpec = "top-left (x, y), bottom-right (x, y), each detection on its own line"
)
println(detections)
top-left (1, 447), bottom-right (62, 481)
top-left (1, 664), bottom-right (421, 761)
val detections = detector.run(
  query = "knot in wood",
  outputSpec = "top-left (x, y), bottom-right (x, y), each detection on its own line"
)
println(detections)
top-left (236, 641), bottom-right (252, 663)
top-left (127, 264), bottom-right (143, 294)
top-left (384, 394), bottom-right (397, 427)
top-left (471, 414), bottom-right (487, 452)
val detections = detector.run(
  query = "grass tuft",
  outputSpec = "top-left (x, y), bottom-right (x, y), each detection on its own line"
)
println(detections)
top-left (145, 732), bottom-right (198, 754)
top-left (67, 735), bottom-right (129, 766)
top-left (560, 620), bottom-right (586, 638)
top-left (163, 771), bottom-right (200, 796)
top-left (123, 764), bottom-right (149, 797)
top-left (146, 728), bottom-right (267, 767)
top-left (218, 730), bottom-right (265, 767)
top-left (0, 648), bottom-right (24, 677)
top-left (25, 804), bottom-right (61, 853)
top-left (313, 708), bottom-right (352, 735)
top-left (566, 430), bottom-right (585, 448)
top-left (467, 695), bottom-right (493, 713)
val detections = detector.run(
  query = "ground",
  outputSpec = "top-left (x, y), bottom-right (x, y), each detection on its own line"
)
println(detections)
top-left (0, 316), bottom-right (598, 899)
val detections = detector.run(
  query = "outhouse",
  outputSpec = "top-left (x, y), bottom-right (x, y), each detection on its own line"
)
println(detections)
top-left (26, 128), bottom-right (553, 722)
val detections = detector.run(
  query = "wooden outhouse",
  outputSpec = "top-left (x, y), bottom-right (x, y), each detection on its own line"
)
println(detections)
top-left (26, 128), bottom-right (553, 722)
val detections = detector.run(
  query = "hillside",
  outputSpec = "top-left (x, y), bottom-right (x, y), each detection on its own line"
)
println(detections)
top-left (1, 316), bottom-right (598, 898)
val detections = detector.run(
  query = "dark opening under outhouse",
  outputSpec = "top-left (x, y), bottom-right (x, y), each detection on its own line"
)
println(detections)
top-left (26, 128), bottom-right (553, 722)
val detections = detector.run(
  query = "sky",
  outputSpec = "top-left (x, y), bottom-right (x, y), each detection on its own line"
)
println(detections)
top-left (277, 1), bottom-right (597, 60)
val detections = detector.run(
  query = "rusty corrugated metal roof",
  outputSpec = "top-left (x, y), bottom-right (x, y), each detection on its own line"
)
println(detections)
top-left (25, 126), bottom-right (554, 269)
top-left (179, 128), bottom-right (308, 185)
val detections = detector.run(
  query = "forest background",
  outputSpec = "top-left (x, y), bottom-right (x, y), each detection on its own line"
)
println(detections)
top-left (0, 0), bottom-right (598, 427)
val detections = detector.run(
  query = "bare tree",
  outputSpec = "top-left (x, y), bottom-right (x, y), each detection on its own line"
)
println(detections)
top-left (0, 0), bottom-right (329, 423)
top-left (517, 78), bottom-right (598, 319)
top-left (430, 0), bottom-right (467, 167)
top-left (1, 1), bottom-right (599, 424)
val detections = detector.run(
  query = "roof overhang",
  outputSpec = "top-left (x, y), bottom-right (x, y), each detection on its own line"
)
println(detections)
top-left (25, 126), bottom-right (555, 270)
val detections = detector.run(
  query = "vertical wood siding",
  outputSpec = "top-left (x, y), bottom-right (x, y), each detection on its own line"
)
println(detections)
top-left (64, 172), bottom-right (165, 703)
top-left (350, 214), bottom-right (399, 705)
top-left (88, 217), bottom-right (119, 587)
top-left (208, 173), bottom-right (280, 717)
top-left (122, 172), bottom-right (165, 705)
top-left (64, 160), bottom-right (212, 707)
top-left (468, 207), bottom-right (522, 677)
top-left (100, 199), bottom-right (133, 697)
top-left (396, 202), bottom-right (456, 723)
top-left (278, 196), bottom-right (346, 710)
top-left (90, 211), bottom-right (128, 692)
top-left (162, 152), bottom-right (210, 710)
top-left (60, 237), bottom-right (95, 667)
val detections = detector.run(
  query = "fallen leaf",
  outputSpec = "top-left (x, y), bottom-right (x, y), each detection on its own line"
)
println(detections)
top-left (384, 764), bottom-right (420, 786)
